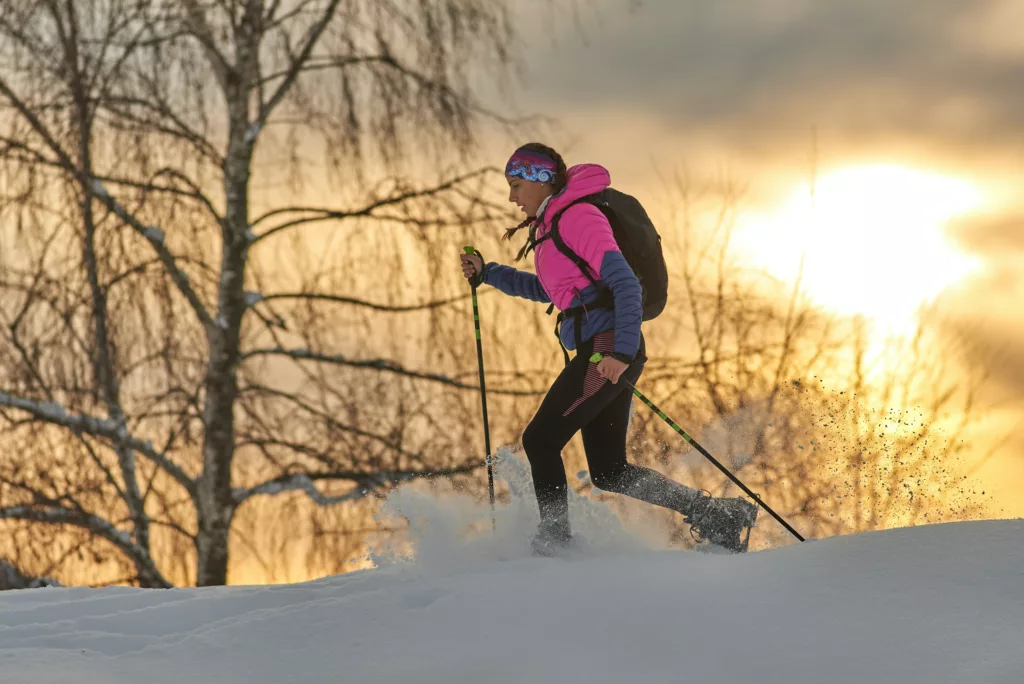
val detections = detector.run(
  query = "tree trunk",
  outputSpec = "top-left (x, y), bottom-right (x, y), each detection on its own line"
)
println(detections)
top-left (195, 61), bottom-right (253, 585)
top-left (66, 1), bottom-right (159, 586)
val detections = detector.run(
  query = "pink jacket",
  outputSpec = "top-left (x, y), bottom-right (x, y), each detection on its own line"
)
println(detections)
top-left (532, 164), bottom-right (619, 310)
top-left (480, 162), bottom-right (644, 358)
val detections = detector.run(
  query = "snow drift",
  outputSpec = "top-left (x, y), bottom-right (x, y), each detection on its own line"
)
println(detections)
top-left (1, 453), bottom-right (1021, 683)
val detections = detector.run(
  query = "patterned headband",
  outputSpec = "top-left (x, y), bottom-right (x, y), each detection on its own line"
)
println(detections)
top-left (505, 149), bottom-right (558, 184)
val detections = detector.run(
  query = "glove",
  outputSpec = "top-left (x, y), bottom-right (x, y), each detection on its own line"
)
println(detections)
top-left (460, 250), bottom-right (485, 288)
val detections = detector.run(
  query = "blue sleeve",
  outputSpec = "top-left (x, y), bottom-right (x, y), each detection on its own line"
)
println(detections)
top-left (599, 251), bottom-right (642, 358)
top-left (480, 262), bottom-right (551, 303)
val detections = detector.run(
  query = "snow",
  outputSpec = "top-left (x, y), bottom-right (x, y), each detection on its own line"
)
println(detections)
top-left (244, 122), bottom-right (262, 145)
top-left (0, 391), bottom-right (117, 435)
top-left (2, 452), bottom-right (1022, 683)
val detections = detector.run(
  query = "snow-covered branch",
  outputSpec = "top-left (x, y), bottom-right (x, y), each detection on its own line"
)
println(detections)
top-left (0, 504), bottom-right (172, 588)
top-left (0, 391), bottom-right (195, 494)
top-left (89, 179), bottom-right (216, 330)
top-left (234, 473), bottom-right (382, 507)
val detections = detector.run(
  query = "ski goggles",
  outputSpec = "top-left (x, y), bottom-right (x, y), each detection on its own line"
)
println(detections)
top-left (505, 149), bottom-right (558, 184)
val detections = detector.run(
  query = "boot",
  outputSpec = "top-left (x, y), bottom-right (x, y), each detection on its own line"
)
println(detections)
top-left (684, 493), bottom-right (758, 553)
top-left (530, 517), bottom-right (573, 557)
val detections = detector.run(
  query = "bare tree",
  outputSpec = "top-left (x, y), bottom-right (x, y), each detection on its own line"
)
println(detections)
top-left (0, 0), bottom-right (543, 586)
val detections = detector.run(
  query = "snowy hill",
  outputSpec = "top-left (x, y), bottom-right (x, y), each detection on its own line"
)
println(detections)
top-left (1, 518), bottom-right (1022, 683)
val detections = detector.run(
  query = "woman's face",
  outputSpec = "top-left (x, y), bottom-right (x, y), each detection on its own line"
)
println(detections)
top-left (507, 175), bottom-right (553, 218)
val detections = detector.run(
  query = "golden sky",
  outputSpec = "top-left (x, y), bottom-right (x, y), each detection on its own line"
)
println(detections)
top-left (481, 0), bottom-right (1024, 515)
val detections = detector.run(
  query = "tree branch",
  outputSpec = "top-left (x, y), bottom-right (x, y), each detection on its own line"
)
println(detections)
top-left (239, 384), bottom-right (425, 461)
top-left (0, 76), bottom-right (216, 330)
top-left (233, 463), bottom-right (484, 506)
top-left (257, 0), bottom-right (343, 127)
top-left (256, 291), bottom-right (475, 313)
top-left (90, 179), bottom-right (216, 329)
top-left (249, 167), bottom-right (499, 243)
top-left (179, 0), bottom-right (232, 92)
top-left (240, 348), bottom-right (545, 396)
top-left (265, 51), bottom-right (532, 128)
top-left (0, 503), bottom-right (171, 588)
top-left (98, 168), bottom-right (224, 225)
top-left (98, 97), bottom-right (224, 165)
top-left (0, 390), bottom-right (196, 495)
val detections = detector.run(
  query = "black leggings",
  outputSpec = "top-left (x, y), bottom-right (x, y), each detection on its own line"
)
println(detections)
top-left (522, 331), bottom-right (698, 531)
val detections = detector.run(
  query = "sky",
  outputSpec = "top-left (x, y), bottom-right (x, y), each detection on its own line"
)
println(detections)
top-left (494, 0), bottom-right (1023, 314)
top-left (479, 0), bottom-right (1024, 511)
top-left (508, 0), bottom-right (1023, 176)
top-left (2, 483), bottom-right (1022, 682)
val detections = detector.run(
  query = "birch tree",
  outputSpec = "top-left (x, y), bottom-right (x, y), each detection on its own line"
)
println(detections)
top-left (0, 0), bottom-right (533, 586)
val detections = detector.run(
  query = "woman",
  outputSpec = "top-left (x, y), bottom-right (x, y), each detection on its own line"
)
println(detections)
top-left (460, 143), bottom-right (757, 554)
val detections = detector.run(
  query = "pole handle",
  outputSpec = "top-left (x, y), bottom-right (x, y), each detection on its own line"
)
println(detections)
top-left (463, 246), bottom-right (483, 288)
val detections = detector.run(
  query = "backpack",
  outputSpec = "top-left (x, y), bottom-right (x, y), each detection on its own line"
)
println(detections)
top-left (548, 188), bottom-right (669, 320)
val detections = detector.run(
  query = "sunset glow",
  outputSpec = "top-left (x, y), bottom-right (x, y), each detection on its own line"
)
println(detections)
top-left (2, 0), bottom-right (1020, 600)
top-left (739, 166), bottom-right (984, 334)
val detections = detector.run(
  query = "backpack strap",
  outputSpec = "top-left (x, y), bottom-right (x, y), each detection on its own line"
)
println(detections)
top-left (552, 313), bottom-right (571, 367)
top-left (549, 201), bottom-right (601, 289)
top-left (524, 229), bottom-right (549, 258)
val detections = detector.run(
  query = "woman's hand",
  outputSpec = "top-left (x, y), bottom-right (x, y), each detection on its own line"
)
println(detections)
top-left (597, 355), bottom-right (629, 384)
top-left (460, 252), bottom-right (484, 282)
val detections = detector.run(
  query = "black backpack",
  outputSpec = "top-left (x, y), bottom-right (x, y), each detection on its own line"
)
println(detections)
top-left (547, 188), bottom-right (669, 321)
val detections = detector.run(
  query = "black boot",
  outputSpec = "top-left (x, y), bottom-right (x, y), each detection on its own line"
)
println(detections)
top-left (531, 517), bottom-right (573, 557)
top-left (683, 493), bottom-right (758, 553)
top-left (532, 485), bottom-right (573, 556)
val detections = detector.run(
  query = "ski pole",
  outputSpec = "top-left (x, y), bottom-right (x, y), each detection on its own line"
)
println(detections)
top-left (591, 353), bottom-right (805, 542)
top-left (465, 246), bottom-right (496, 527)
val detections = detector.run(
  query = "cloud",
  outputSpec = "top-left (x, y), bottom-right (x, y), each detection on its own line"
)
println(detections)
top-left (950, 213), bottom-right (1024, 257)
top-left (504, 0), bottom-right (1024, 404)
top-left (514, 0), bottom-right (1024, 158)
top-left (937, 216), bottom-right (1024, 401)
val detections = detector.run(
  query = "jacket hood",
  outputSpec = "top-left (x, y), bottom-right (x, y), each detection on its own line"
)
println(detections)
top-left (540, 163), bottom-right (610, 225)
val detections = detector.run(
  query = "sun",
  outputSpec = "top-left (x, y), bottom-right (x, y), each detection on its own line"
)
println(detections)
top-left (737, 165), bottom-right (984, 335)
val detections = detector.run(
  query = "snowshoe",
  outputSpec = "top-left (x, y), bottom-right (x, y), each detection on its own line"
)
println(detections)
top-left (684, 493), bottom-right (758, 553)
top-left (530, 519), bottom-right (573, 557)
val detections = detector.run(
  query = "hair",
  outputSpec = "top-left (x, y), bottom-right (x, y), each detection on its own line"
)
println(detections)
top-left (502, 142), bottom-right (568, 261)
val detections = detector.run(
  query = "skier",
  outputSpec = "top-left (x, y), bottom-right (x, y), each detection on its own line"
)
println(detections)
top-left (459, 143), bottom-right (757, 555)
